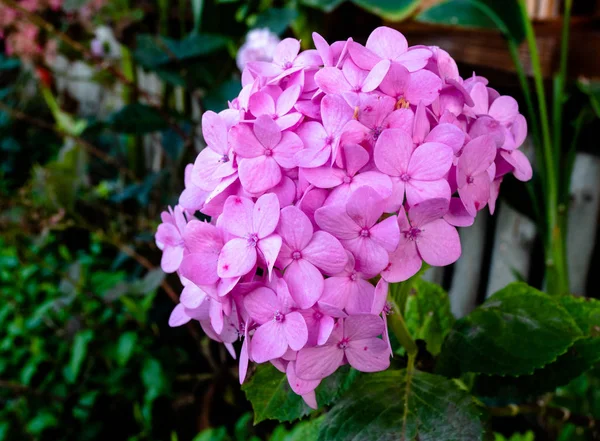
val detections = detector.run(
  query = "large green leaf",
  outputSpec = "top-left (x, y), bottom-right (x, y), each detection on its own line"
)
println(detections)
top-left (404, 280), bottom-right (455, 355)
top-left (107, 104), bottom-right (169, 134)
top-left (318, 369), bottom-right (483, 441)
top-left (437, 283), bottom-right (583, 377)
top-left (243, 364), bottom-right (358, 423)
top-left (253, 8), bottom-right (299, 35)
top-left (416, 0), bottom-right (526, 43)
top-left (300, 0), bottom-right (345, 13)
top-left (351, 0), bottom-right (420, 21)
top-left (65, 329), bottom-right (94, 383)
top-left (474, 296), bottom-right (600, 399)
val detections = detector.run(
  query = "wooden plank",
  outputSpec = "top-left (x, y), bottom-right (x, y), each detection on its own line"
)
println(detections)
top-left (567, 153), bottom-right (600, 295)
top-left (449, 212), bottom-right (488, 317)
top-left (486, 202), bottom-right (537, 297)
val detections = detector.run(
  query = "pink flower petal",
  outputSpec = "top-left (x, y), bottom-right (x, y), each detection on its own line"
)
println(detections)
top-left (251, 321), bottom-right (288, 363)
top-left (342, 236), bottom-right (389, 277)
top-left (378, 62), bottom-right (410, 99)
top-left (249, 91), bottom-right (276, 117)
top-left (284, 259), bottom-right (324, 309)
top-left (302, 166), bottom-right (346, 188)
top-left (202, 111), bottom-right (228, 155)
top-left (230, 123), bottom-right (264, 158)
top-left (315, 205), bottom-right (360, 240)
top-left (315, 67), bottom-right (351, 94)
top-left (409, 142), bottom-right (453, 180)
top-left (374, 128), bottom-right (413, 176)
top-left (361, 59), bottom-right (390, 92)
top-left (344, 278), bottom-right (377, 315)
top-left (500, 149), bottom-right (532, 182)
top-left (253, 115), bottom-right (282, 150)
top-left (302, 231), bottom-right (348, 275)
top-left (287, 361), bottom-right (320, 397)
top-left (217, 238), bottom-right (257, 278)
top-left (405, 69), bottom-right (442, 106)
top-left (489, 96), bottom-right (519, 124)
top-left (346, 186), bottom-right (385, 229)
top-left (278, 206), bottom-right (314, 251)
top-left (253, 193), bottom-right (280, 239)
top-left (296, 345), bottom-right (344, 380)
top-left (168, 304), bottom-right (191, 327)
top-left (318, 315), bottom-right (335, 346)
top-left (277, 85), bottom-right (301, 115)
top-left (274, 38), bottom-right (301, 66)
top-left (244, 286), bottom-right (279, 324)
top-left (272, 132), bottom-right (304, 169)
top-left (371, 279), bottom-right (388, 315)
top-left (405, 178), bottom-right (451, 207)
top-left (366, 26), bottom-right (408, 60)
top-left (346, 338), bottom-right (390, 372)
top-left (417, 219), bottom-right (461, 266)
top-left (369, 215), bottom-right (400, 252)
top-left (238, 156), bottom-right (282, 193)
top-left (425, 123), bottom-right (465, 154)
top-left (409, 198), bottom-right (450, 228)
top-left (257, 234), bottom-right (282, 279)
top-left (284, 311), bottom-right (309, 351)
top-left (219, 196), bottom-right (254, 237)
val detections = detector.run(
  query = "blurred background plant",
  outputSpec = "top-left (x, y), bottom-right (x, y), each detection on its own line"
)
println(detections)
top-left (1, 0), bottom-right (599, 440)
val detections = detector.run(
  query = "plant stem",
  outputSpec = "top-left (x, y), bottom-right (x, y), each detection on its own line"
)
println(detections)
top-left (387, 272), bottom-right (425, 358)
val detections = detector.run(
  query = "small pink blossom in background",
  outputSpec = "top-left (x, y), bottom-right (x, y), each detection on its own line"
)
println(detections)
top-left (236, 28), bottom-right (280, 71)
top-left (155, 26), bottom-right (532, 409)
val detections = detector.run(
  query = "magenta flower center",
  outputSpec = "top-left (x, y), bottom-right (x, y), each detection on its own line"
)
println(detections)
top-left (274, 311), bottom-right (285, 322)
top-left (314, 311), bottom-right (323, 320)
top-left (337, 337), bottom-right (350, 350)
top-left (404, 227), bottom-right (421, 241)
top-left (325, 135), bottom-right (334, 146)
top-left (360, 228), bottom-right (370, 238)
top-left (264, 148), bottom-right (273, 157)
top-left (350, 272), bottom-right (358, 281)
top-left (284, 61), bottom-right (293, 69)
top-left (383, 301), bottom-right (393, 315)
top-left (371, 126), bottom-right (383, 140)
top-left (400, 173), bottom-right (411, 182)
top-left (467, 176), bottom-right (474, 184)
top-left (292, 250), bottom-right (302, 260)
top-left (247, 233), bottom-right (259, 247)
top-left (219, 154), bottom-right (229, 163)
top-left (343, 175), bottom-right (352, 184)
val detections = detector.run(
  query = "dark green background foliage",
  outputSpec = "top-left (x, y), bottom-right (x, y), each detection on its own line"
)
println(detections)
top-left (2, 0), bottom-right (600, 440)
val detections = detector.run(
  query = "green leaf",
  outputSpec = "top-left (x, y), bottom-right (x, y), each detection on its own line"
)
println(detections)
top-left (66, 329), bottom-right (93, 383)
top-left (253, 8), bottom-right (299, 35)
top-left (243, 364), bottom-right (358, 423)
top-left (282, 416), bottom-right (324, 441)
top-left (437, 283), bottom-right (583, 377)
top-left (474, 296), bottom-right (600, 399)
top-left (130, 268), bottom-right (165, 295)
top-left (107, 103), bottom-right (169, 134)
top-left (416, 0), bottom-right (526, 43)
top-left (404, 280), bottom-right (455, 355)
top-left (116, 331), bottom-right (138, 367)
top-left (192, 426), bottom-right (231, 441)
top-left (300, 0), bottom-right (345, 13)
top-left (494, 432), bottom-right (535, 441)
top-left (0, 54), bottom-right (20, 71)
top-left (203, 79), bottom-right (242, 112)
top-left (26, 411), bottom-right (58, 435)
top-left (351, 0), bottom-right (420, 21)
top-left (318, 369), bottom-right (483, 441)
top-left (135, 33), bottom-right (229, 68)
top-left (578, 79), bottom-right (600, 119)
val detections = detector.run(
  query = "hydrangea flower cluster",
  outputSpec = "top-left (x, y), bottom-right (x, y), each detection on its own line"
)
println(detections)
top-left (156, 27), bottom-right (532, 408)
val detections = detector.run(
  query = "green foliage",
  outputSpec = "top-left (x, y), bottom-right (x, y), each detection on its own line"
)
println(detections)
top-left (351, 0), bottom-right (420, 21)
top-left (495, 432), bottom-right (535, 441)
top-left (318, 369), bottom-right (484, 441)
top-left (437, 283), bottom-right (582, 377)
top-left (252, 8), bottom-right (299, 35)
top-left (107, 103), bottom-right (170, 134)
top-left (416, 0), bottom-right (526, 42)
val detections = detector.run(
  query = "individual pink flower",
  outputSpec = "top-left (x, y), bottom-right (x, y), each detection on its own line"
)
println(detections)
top-left (155, 206), bottom-right (187, 273)
top-left (374, 128), bottom-right (453, 210)
top-left (314, 58), bottom-right (390, 95)
top-left (296, 314), bottom-right (390, 380)
top-left (382, 199), bottom-right (461, 282)
top-left (287, 360), bottom-right (320, 409)
top-left (301, 306), bottom-right (338, 347)
top-left (378, 62), bottom-right (442, 107)
top-left (217, 194), bottom-right (282, 279)
top-left (244, 282), bottom-right (308, 363)
top-left (352, 94), bottom-right (414, 145)
top-left (236, 28), bottom-right (280, 71)
top-left (456, 135), bottom-right (497, 216)
top-left (247, 38), bottom-right (321, 82)
top-left (178, 220), bottom-right (226, 288)
top-left (276, 205), bottom-right (347, 309)
top-left (315, 186), bottom-right (399, 276)
top-left (248, 85), bottom-right (303, 130)
top-left (179, 164), bottom-right (209, 213)
top-left (230, 115), bottom-right (303, 193)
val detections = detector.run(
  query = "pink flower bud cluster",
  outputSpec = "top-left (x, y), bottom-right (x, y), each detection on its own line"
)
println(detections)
top-left (156, 27), bottom-right (532, 408)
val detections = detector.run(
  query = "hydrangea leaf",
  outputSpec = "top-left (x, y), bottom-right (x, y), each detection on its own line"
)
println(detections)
top-left (253, 8), bottom-right (299, 35)
top-left (437, 283), bottom-right (583, 377)
top-left (473, 296), bottom-right (600, 400)
top-left (243, 364), bottom-right (359, 423)
top-left (300, 0), bottom-right (345, 13)
top-left (404, 280), bottom-right (455, 356)
top-left (416, 0), bottom-right (526, 43)
top-left (351, 0), bottom-right (420, 21)
top-left (318, 369), bottom-right (484, 441)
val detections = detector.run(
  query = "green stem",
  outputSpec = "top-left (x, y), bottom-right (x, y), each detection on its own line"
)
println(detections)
top-left (387, 302), bottom-right (418, 358)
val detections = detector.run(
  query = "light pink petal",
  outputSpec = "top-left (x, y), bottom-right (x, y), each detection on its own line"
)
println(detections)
top-left (344, 314), bottom-right (384, 340)
top-left (247, 61), bottom-right (283, 77)
top-left (220, 195), bottom-right (254, 237)
top-left (405, 70), bottom-right (442, 106)
top-left (435, 47), bottom-right (459, 81)
top-left (321, 94), bottom-right (353, 137)
top-left (278, 206), bottom-right (313, 251)
top-left (239, 332), bottom-right (250, 384)
top-left (511, 114), bottom-right (527, 147)
top-left (296, 121), bottom-right (327, 150)
top-left (361, 59), bottom-right (390, 92)
top-left (315, 67), bottom-right (351, 94)
top-left (253, 115), bottom-right (282, 150)
top-left (209, 301), bottom-right (224, 334)
top-left (383, 238), bottom-right (422, 282)
top-left (169, 304), bottom-right (191, 327)
top-left (272, 132), bottom-right (304, 169)
top-left (409, 198), bottom-right (450, 228)
top-left (374, 128), bottom-right (412, 176)
top-left (342, 237), bottom-right (389, 277)
top-left (366, 26), bottom-right (408, 60)
top-left (346, 338), bottom-right (390, 372)
top-left (314, 205), bottom-right (360, 240)
top-left (396, 48), bottom-right (433, 72)
top-left (321, 277), bottom-right (353, 313)
top-left (459, 135), bottom-right (497, 177)
top-left (346, 186), bottom-right (384, 229)
top-left (348, 41), bottom-right (380, 70)
top-left (500, 149), bottom-right (532, 182)
top-left (371, 279), bottom-right (388, 315)
top-left (294, 49), bottom-right (321, 68)
top-left (156, 222), bottom-right (180, 247)
top-left (458, 174), bottom-right (491, 216)
top-left (184, 220), bottom-right (222, 253)
top-left (302, 231), bottom-right (348, 275)
top-left (276, 112), bottom-right (303, 131)
top-left (318, 315), bottom-right (335, 346)
top-left (217, 238), bottom-right (256, 278)
top-left (302, 166), bottom-right (345, 188)
top-left (382, 108), bottom-right (414, 133)
top-left (378, 62), bottom-right (410, 98)
top-left (295, 144), bottom-right (331, 168)
top-left (470, 82), bottom-right (489, 115)
top-left (284, 259), bottom-right (324, 309)
top-left (340, 143), bottom-right (369, 176)
top-left (383, 177), bottom-right (406, 213)
top-left (287, 361), bottom-right (320, 397)
top-left (313, 32), bottom-right (332, 66)
top-left (489, 96), bottom-right (519, 124)
top-left (406, 179), bottom-right (451, 206)
top-left (345, 278), bottom-right (377, 315)
top-left (273, 38), bottom-right (301, 66)
top-left (417, 219), bottom-right (461, 266)
top-left (469, 116), bottom-right (506, 148)
top-left (230, 123), bottom-right (264, 158)
top-left (352, 172), bottom-right (393, 200)
top-left (179, 252), bottom-right (219, 285)
top-left (180, 284), bottom-right (208, 309)
top-left (253, 193), bottom-right (280, 238)
top-left (238, 156), bottom-right (282, 193)
top-left (251, 321), bottom-right (288, 363)
top-left (302, 392), bottom-right (318, 410)
top-left (159, 246), bottom-right (183, 273)
top-left (408, 142), bottom-right (453, 180)
top-left (425, 123), bottom-right (465, 154)
top-left (249, 91), bottom-right (276, 117)
top-left (202, 111), bottom-right (228, 154)
top-left (369, 215), bottom-right (400, 252)
top-left (296, 345), bottom-right (344, 380)
top-left (444, 197), bottom-right (475, 227)
top-left (276, 85), bottom-right (301, 116)
top-left (284, 311), bottom-right (309, 351)
top-left (412, 101), bottom-right (430, 145)
top-left (257, 234), bottom-right (282, 280)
